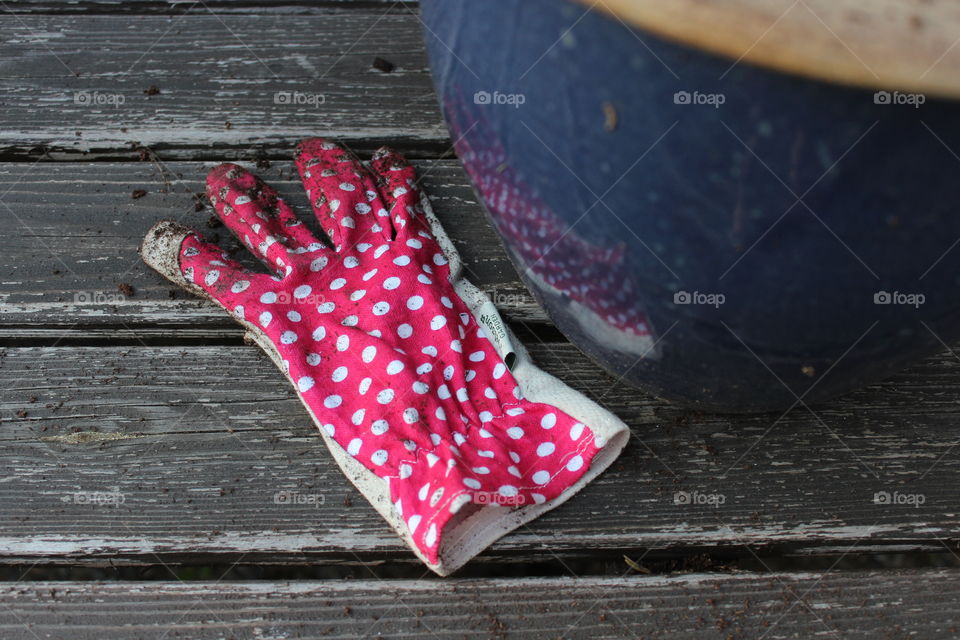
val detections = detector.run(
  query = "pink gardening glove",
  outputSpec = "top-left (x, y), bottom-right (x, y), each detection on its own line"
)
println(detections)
top-left (140, 138), bottom-right (629, 575)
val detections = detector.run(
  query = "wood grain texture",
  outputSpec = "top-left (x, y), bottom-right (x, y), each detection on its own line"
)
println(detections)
top-left (2, 2), bottom-right (958, 625)
top-left (0, 11), bottom-right (445, 158)
top-left (3, 571), bottom-right (960, 638)
top-left (8, 0), bottom-right (409, 11)
top-left (3, 342), bottom-right (960, 565)
top-left (583, 0), bottom-right (960, 98)
top-left (0, 160), bottom-right (546, 339)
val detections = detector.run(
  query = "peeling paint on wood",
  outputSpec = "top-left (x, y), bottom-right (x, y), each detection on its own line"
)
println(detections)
top-left (2, 571), bottom-right (960, 638)
top-left (3, 345), bottom-right (960, 564)
top-left (0, 161), bottom-right (546, 338)
top-left (0, 12), bottom-right (444, 158)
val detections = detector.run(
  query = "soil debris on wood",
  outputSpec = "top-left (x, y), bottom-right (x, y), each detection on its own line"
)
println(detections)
top-left (143, 85), bottom-right (161, 96)
top-left (624, 555), bottom-right (651, 574)
top-left (372, 56), bottom-right (395, 73)
top-left (117, 283), bottom-right (135, 297)
top-left (131, 189), bottom-right (147, 199)
top-left (192, 190), bottom-right (208, 212)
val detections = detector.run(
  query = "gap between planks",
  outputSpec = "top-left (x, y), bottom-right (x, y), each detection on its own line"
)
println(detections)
top-left (2, 571), bottom-right (960, 639)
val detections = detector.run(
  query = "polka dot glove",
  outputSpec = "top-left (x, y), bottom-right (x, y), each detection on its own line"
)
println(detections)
top-left (140, 138), bottom-right (629, 575)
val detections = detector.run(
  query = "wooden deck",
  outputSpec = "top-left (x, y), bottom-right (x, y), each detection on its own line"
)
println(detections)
top-left (2, 1), bottom-right (960, 637)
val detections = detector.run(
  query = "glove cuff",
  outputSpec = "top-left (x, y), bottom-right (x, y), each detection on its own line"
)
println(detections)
top-left (386, 398), bottom-right (608, 566)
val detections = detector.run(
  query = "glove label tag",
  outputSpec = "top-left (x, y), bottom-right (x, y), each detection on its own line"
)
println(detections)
top-left (476, 299), bottom-right (516, 370)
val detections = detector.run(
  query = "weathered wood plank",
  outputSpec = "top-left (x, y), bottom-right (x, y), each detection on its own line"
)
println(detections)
top-left (3, 571), bottom-right (960, 638)
top-left (0, 12), bottom-right (444, 158)
top-left (7, 0), bottom-right (409, 12)
top-left (0, 160), bottom-right (546, 338)
top-left (3, 343), bottom-right (960, 565)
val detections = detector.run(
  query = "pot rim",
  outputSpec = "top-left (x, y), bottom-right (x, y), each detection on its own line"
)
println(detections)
top-left (576, 0), bottom-right (960, 99)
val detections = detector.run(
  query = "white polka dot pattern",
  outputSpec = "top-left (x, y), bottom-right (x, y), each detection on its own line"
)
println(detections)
top-left (174, 138), bottom-right (604, 567)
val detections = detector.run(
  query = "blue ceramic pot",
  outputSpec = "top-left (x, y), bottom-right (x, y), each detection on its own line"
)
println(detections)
top-left (420, 0), bottom-right (960, 412)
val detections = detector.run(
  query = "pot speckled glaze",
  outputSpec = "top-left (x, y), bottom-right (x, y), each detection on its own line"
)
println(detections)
top-left (421, 0), bottom-right (960, 412)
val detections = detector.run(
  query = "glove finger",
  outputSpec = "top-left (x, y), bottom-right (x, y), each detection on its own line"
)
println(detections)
top-left (206, 163), bottom-right (327, 277)
top-left (369, 146), bottom-right (428, 240)
top-left (141, 220), bottom-right (267, 318)
top-left (294, 137), bottom-right (393, 251)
